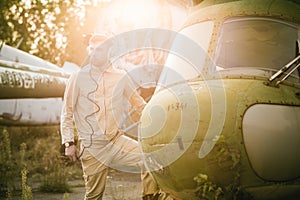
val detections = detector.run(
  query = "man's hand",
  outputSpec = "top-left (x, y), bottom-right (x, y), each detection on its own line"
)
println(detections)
top-left (65, 145), bottom-right (77, 162)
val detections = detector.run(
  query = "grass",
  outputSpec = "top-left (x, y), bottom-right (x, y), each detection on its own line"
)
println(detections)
top-left (0, 125), bottom-right (83, 199)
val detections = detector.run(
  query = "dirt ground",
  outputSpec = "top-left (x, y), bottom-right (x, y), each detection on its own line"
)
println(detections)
top-left (33, 171), bottom-right (142, 200)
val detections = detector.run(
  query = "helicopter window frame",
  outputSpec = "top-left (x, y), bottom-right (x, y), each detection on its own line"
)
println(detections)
top-left (214, 17), bottom-right (300, 79)
top-left (157, 20), bottom-right (215, 89)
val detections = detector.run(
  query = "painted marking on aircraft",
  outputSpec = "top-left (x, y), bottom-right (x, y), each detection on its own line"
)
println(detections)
top-left (167, 102), bottom-right (188, 111)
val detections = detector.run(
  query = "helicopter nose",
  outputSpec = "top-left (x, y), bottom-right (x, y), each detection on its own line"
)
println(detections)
top-left (139, 83), bottom-right (201, 171)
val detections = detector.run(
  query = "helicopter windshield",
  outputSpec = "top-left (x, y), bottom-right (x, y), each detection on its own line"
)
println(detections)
top-left (157, 21), bottom-right (214, 89)
top-left (215, 18), bottom-right (300, 77)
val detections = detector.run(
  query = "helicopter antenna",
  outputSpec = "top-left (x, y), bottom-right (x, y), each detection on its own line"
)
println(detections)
top-left (269, 55), bottom-right (300, 82)
top-left (269, 40), bottom-right (300, 86)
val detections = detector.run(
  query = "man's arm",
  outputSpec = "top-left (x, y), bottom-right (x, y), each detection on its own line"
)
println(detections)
top-left (60, 72), bottom-right (78, 161)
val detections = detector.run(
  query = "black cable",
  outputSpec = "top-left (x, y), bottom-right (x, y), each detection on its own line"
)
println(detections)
top-left (77, 63), bottom-right (101, 159)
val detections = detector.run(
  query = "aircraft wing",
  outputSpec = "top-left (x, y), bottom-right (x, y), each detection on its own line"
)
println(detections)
top-left (0, 43), bottom-right (70, 125)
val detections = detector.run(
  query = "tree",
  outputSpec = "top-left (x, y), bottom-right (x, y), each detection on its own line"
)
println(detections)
top-left (0, 0), bottom-right (91, 66)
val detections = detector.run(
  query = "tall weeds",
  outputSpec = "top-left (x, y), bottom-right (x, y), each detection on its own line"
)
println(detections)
top-left (0, 126), bottom-right (81, 198)
top-left (0, 128), bottom-right (17, 196)
top-left (21, 168), bottom-right (32, 200)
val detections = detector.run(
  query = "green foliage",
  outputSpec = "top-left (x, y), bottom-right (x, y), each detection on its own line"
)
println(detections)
top-left (194, 173), bottom-right (223, 200)
top-left (20, 143), bottom-right (27, 167)
top-left (63, 192), bottom-right (70, 200)
top-left (0, 0), bottom-right (20, 43)
top-left (214, 135), bottom-right (253, 199)
top-left (38, 156), bottom-right (72, 193)
top-left (0, 128), bottom-right (19, 196)
top-left (0, 126), bottom-right (82, 198)
top-left (194, 135), bottom-right (253, 200)
top-left (1, 128), bottom-right (12, 160)
top-left (21, 168), bottom-right (32, 200)
top-left (20, 143), bottom-right (33, 200)
top-left (6, 190), bottom-right (12, 200)
top-left (214, 135), bottom-right (240, 170)
top-left (0, 0), bottom-right (90, 65)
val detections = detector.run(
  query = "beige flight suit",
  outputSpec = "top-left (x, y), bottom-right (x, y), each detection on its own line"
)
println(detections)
top-left (60, 64), bottom-right (158, 199)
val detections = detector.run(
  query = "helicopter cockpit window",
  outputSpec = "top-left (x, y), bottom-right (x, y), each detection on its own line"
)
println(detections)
top-left (215, 18), bottom-right (300, 77)
top-left (157, 21), bottom-right (214, 89)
